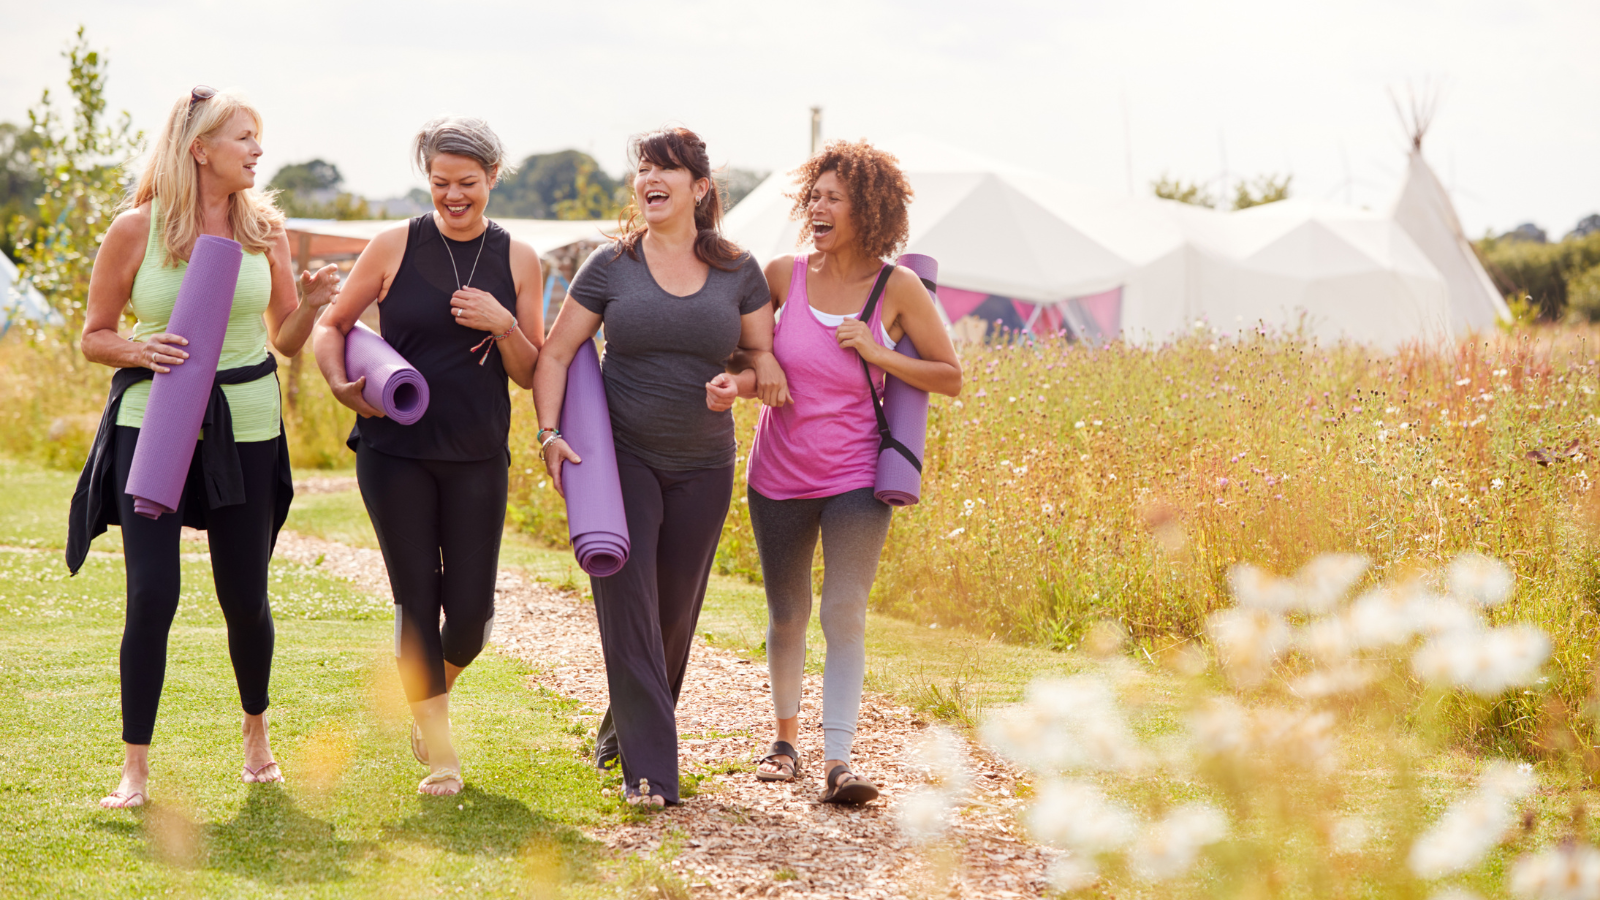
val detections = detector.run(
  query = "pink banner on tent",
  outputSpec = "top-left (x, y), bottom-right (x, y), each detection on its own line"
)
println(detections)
top-left (936, 286), bottom-right (989, 322)
top-left (1074, 287), bottom-right (1123, 338)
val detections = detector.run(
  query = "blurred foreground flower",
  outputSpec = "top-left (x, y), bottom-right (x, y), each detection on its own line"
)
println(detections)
top-left (896, 726), bottom-right (971, 844)
top-left (1409, 761), bottom-right (1536, 879)
top-left (1448, 552), bottom-right (1515, 607)
top-left (1129, 803), bottom-right (1229, 881)
top-left (981, 677), bottom-right (1143, 772)
top-left (1206, 608), bottom-right (1290, 688)
top-left (1413, 626), bottom-right (1552, 697)
top-left (1025, 779), bottom-right (1136, 855)
top-left (1508, 845), bottom-right (1600, 899)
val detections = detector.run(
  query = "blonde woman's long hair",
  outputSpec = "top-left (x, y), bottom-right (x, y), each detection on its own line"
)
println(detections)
top-left (126, 88), bottom-right (283, 265)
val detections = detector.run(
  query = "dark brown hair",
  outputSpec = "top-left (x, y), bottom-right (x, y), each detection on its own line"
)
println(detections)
top-left (789, 139), bottom-right (913, 261)
top-left (614, 127), bottom-right (744, 271)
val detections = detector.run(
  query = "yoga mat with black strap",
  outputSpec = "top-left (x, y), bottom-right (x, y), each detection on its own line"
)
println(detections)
top-left (560, 338), bottom-right (630, 576)
top-left (344, 321), bottom-right (430, 424)
top-left (874, 253), bottom-right (936, 507)
top-left (125, 234), bottom-right (243, 519)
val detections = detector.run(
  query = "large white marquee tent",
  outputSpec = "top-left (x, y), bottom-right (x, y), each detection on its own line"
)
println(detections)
top-left (721, 135), bottom-right (1505, 350)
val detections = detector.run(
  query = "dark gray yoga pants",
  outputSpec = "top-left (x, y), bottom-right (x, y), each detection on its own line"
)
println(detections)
top-left (747, 486), bottom-right (892, 764)
top-left (591, 450), bottom-right (733, 804)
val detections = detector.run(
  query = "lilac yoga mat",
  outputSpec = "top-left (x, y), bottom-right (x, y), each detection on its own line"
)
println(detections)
top-left (874, 253), bottom-right (936, 507)
top-left (125, 235), bottom-right (243, 519)
top-left (345, 321), bottom-right (430, 424)
top-left (560, 339), bottom-right (630, 576)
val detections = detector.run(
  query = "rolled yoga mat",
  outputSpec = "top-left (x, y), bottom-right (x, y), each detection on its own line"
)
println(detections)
top-left (126, 234), bottom-right (243, 519)
top-left (345, 321), bottom-right (430, 424)
top-left (874, 253), bottom-right (937, 508)
top-left (560, 339), bottom-right (630, 576)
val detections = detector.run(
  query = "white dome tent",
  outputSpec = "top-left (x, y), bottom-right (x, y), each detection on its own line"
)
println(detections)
top-left (722, 134), bottom-right (1465, 350)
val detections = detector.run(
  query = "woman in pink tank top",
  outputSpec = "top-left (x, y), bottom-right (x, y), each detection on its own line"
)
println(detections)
top-left (708, 141), bottom-right (962, 804)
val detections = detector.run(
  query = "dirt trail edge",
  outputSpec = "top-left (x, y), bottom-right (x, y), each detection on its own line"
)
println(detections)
top-left (274, 529), bottom-right (1055, 898)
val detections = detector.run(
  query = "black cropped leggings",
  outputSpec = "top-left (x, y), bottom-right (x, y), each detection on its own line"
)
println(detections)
top-left (356, 443), bottom-right (506, 702)
top-left (114, 426), bottom-right (279, 746)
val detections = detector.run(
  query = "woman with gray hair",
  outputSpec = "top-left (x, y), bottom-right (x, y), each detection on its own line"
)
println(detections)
top-left (313, 116), bottom-right (544, 796)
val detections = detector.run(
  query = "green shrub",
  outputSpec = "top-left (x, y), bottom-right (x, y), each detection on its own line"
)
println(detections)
top-left (1478, 231), bottom-right (1600, 320)
top-left (1564, 263), bottom-right (1600, 323)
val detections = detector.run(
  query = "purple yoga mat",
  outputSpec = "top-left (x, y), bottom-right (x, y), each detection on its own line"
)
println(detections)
top-left (345, 321), bottom-right (430, 424)
top-left (560, 339), bottom-right (630, 576)
top-left (125, 235), bottom-right (243, 519)
top-left (874, 254), bottom-right (936, 507)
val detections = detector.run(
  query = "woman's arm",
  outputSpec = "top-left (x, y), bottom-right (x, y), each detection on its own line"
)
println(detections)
top-left (81, 207), bottom-right (190, 371)
top-left (263, 229), bottom-right (341, 357)
top-left (311, 225), bottom-right (406, 418)
top-left (834, 265), bottom-right (963, 396)
top-left (725, 255), bottom-right (794, 375)
top-left (451, 238), bottom-right (543, 388)
top-left (531, 297), bottom-right (603, 496)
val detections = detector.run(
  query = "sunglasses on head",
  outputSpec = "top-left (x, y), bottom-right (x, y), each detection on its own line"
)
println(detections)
top-left (189, 85), bottom-right (216, 105)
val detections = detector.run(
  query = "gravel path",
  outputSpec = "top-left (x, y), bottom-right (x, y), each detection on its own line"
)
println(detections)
top-left (273, 527), bottom-right (1055, 897)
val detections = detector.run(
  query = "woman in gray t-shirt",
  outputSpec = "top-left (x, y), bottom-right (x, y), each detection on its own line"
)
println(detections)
top-left (532, 126), bottom-right (782, 807)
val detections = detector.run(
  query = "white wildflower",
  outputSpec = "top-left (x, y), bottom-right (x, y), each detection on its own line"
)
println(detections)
top-left (1189, 698), bottom-right (1253, 757)
top-left (1255, 708), bottom-right (1339, 771)
top-left (896, 787), bottom-right (954, 844)
top-left (1409, 761), bottom-right (1537, 879)
top-left (1228, 563), bottom-right (1298, 613)
top-left (1129, 803), bottom-right (1229, 881)
top-left (1330, 815), bottom-right (1373, 854)
top-left (910, 726), bottom-right (970, 793)
top-left (1413, 625), bottom-right (1551, 697)
top-left (1347, 588), bottom-right (1422, 649)
top-left (1297, 616), bottom-right (1356, 662)
top-left (1447, 552), bottom-right (1515, 607)
top-left (982, 677), bottom-right (1144, 773)
top-left (1025, 779), bottom-right (1136, 854)
top-left (1293, 553), bottom-right (1370, 613)
top-left (1410, 594), bottom-right (1486, 637)
top-left (1289, 663), bottom-right (1376, 700)
top-left (1047, 856), bottom-right (1100, 892)
top-left (1509, 845), bottom-right (1600, 899)
top-left (1206, 608), bottom-right (1290, 687)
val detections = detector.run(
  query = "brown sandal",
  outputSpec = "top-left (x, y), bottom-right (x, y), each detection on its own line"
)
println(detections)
top-left (820, 764), bottom-right (879, 805)
top-left (756, 741), bottom-right (801, 783)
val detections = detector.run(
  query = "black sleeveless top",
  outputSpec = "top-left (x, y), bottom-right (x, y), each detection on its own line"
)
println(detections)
top-left (354, 215), bottom-right (516, 462)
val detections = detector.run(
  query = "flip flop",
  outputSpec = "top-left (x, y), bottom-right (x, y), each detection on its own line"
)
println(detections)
top-left (820, 765), bottom-right (880, 806)
top-left (755, 740), bottom-right (801, 783)
top-left (242, 762), bottom-right (283, 784)
top-left (411, 721), bottom-right (429, 766)
top-left (418, 768), bottom-right (464, 796)
top-left (99, 789), bottom-right (147, 809)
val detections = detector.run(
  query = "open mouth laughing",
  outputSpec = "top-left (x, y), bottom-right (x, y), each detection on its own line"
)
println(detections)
top-left (645, 189), bottom-right (669, 208)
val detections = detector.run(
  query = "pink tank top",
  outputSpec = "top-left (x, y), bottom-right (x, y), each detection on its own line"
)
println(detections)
top-left (747, 255), bottom-right (890, 501)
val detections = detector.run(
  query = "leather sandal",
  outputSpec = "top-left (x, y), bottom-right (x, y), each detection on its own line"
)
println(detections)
top-left (241, 762), bottom-right (283, 784)
top-left (755, 741), bottom-right (801, 783)
top-left (820, 764), bottom-right (879, 805)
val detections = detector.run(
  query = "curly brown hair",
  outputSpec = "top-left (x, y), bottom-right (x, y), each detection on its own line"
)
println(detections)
top-left (789, 140), bottom-right (913, 261)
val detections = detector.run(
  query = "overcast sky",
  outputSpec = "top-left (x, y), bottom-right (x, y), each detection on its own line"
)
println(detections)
top-left (3, 0), bottom-right (1595, 238)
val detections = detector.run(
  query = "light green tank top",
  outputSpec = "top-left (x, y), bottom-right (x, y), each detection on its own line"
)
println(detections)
top-left (116, 200), bottom-right (280, 441)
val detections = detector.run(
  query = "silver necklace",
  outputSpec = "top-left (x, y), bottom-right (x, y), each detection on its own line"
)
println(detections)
top-left (441, 216), bottom-right (488, 290)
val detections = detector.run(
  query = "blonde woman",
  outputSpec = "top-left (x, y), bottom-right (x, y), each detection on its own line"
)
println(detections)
top-left (71, 86), bottom-right (340, 809)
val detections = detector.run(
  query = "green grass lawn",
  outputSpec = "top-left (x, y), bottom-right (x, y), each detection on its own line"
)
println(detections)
top-left (0, 460), bottom-right (637, 899)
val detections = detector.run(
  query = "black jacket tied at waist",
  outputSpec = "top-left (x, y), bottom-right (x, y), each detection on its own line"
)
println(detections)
top-left (66, 355), bottom-right (294, 575)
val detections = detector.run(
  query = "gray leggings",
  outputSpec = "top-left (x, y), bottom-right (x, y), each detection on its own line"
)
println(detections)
top-left (748, 486), bottom-right (892, 764)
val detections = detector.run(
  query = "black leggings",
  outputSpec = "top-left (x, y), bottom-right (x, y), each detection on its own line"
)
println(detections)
top-left (591, 450), bottom-right (734, 804)
top-left (356, 443), bottom-right (506, 702)
top-left (114, 426), bottom-right (279, 746)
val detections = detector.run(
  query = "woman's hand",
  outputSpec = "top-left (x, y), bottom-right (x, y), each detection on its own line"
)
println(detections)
top-left (835, 317), bottom-right (883, 365)
top-left (137, 333), bottom-right (190, 374)
top-left (330, 373), bottom-right (385, 418)
top-left (543, 437), bottom-right (582, 497)
top-left (750, 351), bottom-right (791, 407)
top-left (299, 264), bottom-right (342, 311)
top-left (451, 288), bottom-right (514, 333)
top-left (706, 373), bottom-right (739, 412)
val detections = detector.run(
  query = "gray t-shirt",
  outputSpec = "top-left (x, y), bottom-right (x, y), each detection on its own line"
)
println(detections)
top-left (569, 242), bottom-right (770, 470)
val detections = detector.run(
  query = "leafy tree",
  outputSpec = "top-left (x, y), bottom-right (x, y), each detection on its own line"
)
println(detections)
top-left (1232, 173), bottom-right (1292, 210)
top-left (267, 158), bottom-right (370, 220)
top-left (1152, 174), bottom-right (1215, 208)
top-left (717, 168), bottom-right (768, 210)
top-left (1571, 214), bottom-right (1600, 240)
top-left (1564, 263), bottom-right (1600, 322)
top-left (494, 150), bottom-right (622, 219)
top-left (7, 26), bottom-right (143, 338)
top-left (0, 122), bottom-right (45, 261)
top-left (1477, 230), bottom-right (1600, 320)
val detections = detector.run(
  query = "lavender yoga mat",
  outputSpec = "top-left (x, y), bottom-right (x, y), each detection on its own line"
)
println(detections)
top-left (874, 253), bottom-right (937, 507)
top-left (125, 235), bottom-right (243, 519)
top-left (560, 339), bottom-right (630, 576)
top-left (345, 321), bottom-right (429, 424)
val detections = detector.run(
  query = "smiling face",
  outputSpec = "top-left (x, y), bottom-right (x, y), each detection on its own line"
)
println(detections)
top-left (634, 156), bottom-right (707, 230)
top-left (807, 169), bottom-right (857, 254)
top-left (429, 153), bottom-right (495, 229)
top-left (194, 109), bottom-right (263, 195)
